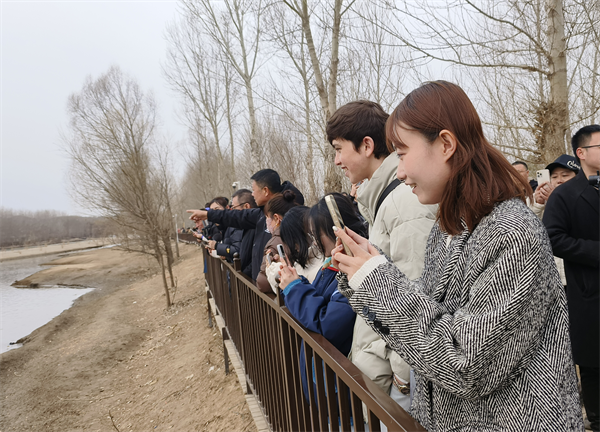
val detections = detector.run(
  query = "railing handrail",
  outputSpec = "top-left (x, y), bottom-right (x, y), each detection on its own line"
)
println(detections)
top-left (278, 308), bottom-right (422, 431)
top-left (204, 248), bottom-right (426, 432)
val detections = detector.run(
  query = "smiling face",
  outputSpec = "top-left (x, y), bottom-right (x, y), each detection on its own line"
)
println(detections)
top-left (332, 138), bottom-right (371, 184)
top-left (394, 123), bottom-right (454, 205)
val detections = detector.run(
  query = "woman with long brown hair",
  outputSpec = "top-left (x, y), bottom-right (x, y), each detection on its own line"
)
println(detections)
top-left (333, 81), bottom-right (583, 431)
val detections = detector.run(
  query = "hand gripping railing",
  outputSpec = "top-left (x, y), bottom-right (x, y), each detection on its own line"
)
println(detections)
top-left (202, 247), bottom-right (426, 432)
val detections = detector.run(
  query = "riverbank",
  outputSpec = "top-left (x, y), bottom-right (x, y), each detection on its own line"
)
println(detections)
top-left (0, 238), bottom-right (109, 262)
top-left (0, 244), bottom-right (256, 432)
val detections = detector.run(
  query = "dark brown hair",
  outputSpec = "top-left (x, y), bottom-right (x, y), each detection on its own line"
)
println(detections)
top-left (327, 100), bottom-right (390, 159)
top-left (210, 196), bottom-right (229, 209)
top-left (386, 81), bottom-right (531, 235)
top-left (264, 189), bottom-right (299, 218)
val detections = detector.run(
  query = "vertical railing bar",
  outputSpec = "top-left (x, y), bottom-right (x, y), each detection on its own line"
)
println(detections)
top-left (313, 353), bottom-right (328, 432)
top-left (271, 304), bottom-right (286, 432)
top-left (279, 315), bottom-right (299, 432)
top-left (350, 391), bottom-right (365, 432)
top-left (368, 409), bottom-right (382, 432)
top-left (325, 364), bottom-right (339, 432)
top-left (304, 343), bottom-right (319, 432)
top-left (336, 377), bottom-right (351, 432)
top-left (293, 330), bottom-right (310, 432)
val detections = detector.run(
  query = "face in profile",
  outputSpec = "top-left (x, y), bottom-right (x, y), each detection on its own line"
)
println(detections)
top-left (251, 181), bottom-right (269, 207)
top-left (332, 138), bottom-right (369, 184)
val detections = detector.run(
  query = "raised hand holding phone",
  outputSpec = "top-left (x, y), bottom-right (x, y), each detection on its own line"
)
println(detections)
top-left (325, 194), bottom-right (353, 257)
top-left (332, 226), bottom-right (379, 280)
top-left (277, 244), bottom-right (289, 266)
top-left (536, 169), bottom-right (550, 185)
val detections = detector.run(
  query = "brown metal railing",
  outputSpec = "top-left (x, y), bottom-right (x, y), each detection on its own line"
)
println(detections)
top-left (202, 247), bottom-right (426, 432)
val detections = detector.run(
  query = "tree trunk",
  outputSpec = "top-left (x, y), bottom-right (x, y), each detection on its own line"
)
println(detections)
top-left (156, 250), bottom-right (171, 308)
top-left (163, 237), bottom-right (176, 288)
top-left (301, 38), bottom-right (317, 204)
top-left (245, 78), bottom-right (260, 169)
top-left (547, 0), bottom-right (570, 160)
top-left (225, 71), bottom-right (236, 177)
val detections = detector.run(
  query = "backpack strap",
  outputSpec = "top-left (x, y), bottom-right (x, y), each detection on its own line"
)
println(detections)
top-left (374, 178), bottom-right (402, 220)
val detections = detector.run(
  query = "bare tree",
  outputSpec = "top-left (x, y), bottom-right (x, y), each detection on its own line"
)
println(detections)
top-left (263, 2), bottom-right (323, 203)
top-left (282, 0), bottom-right (355, 192)
top-left (64, 66), bottom-right (176, 308)
top-left (179, 0), bottom-right (264, 169)
top-left (164, 15), bottom-right (242, 196)
top-left (338, 2), bottom-right (411, 112)
top-left (366, 0), bottom-right (599, 164)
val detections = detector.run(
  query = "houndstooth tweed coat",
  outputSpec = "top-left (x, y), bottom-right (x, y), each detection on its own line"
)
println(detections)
top-left (337, 198), bottom-right (583, 432)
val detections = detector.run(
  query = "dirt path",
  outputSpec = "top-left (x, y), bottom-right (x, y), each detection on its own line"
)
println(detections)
top-left (0, 244), bottom-right (256, 432)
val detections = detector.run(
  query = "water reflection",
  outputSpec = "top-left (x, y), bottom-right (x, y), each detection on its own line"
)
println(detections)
top-left (0, 254), bottom-right (93, 354)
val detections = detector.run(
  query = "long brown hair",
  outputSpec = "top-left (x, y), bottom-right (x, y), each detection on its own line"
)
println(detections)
top-left (386, 81), bottom-right (531, 235)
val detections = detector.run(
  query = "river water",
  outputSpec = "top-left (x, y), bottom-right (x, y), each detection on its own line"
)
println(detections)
top-left (0, 254), bottom-right (94, 354)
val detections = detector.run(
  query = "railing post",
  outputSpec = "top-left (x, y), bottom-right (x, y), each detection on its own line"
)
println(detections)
top-left (203, 247), bottom-right (213, 328)
top-left (276, 289), bottom-right (298, 432)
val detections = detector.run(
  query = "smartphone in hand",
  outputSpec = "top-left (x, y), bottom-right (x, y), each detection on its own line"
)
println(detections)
top-left (325, 195), bottom-right (353, 257)
top-left (536, 169), bottom-right (550, 185)
top-left (277, 244), bottom-right (290, 266)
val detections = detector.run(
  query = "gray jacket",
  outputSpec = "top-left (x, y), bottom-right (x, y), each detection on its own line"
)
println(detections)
top-left (338, 198), bottom-right (582, 431)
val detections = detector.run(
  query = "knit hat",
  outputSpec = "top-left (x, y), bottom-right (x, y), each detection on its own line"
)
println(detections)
top-left (545, 154), bottom-right (580, 174)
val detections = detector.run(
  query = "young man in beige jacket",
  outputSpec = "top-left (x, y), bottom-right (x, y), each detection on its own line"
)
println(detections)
top-left (327, 100), bottom-right (437, 412)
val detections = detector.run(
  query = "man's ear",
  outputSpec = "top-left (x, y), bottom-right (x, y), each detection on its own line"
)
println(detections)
top-left (576, 147), bottom-right (585, 161)
top-left (362, 137), bottom-right (375, 158)
top-left (438, 130), bottom-right (457, 162)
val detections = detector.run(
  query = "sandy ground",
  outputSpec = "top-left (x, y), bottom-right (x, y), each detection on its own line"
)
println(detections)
top-left (0, 239), bottom-right (109, 262)
top-left (0, 244), bottom-right (256, 432)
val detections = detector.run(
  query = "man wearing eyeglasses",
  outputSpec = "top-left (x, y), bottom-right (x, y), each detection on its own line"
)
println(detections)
top-left (544, 124), bottom-right (600, 432)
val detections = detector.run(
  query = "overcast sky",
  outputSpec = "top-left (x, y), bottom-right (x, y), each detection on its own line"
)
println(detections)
top-left (1, 1), bottom-right (187, 215)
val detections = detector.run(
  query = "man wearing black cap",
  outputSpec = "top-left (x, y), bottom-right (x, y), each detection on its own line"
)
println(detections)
top-left (530, 154), bottom-right (580, 218)
top-left (543, 125), bottom-right (600, 432)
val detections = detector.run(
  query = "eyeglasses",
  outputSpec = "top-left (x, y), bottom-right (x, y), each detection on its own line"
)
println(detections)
top-left (230, 202), bottom-right (247, 209)
top-left (581, 144), bottom-right (600, 149)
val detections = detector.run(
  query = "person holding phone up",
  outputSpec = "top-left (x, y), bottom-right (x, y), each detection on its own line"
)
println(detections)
top-left (278, 193), bottom-right (367, 402)
top-left (332, 81), bottom-right (582, 431)
top-left (530, 154), bottom-right (580, 219)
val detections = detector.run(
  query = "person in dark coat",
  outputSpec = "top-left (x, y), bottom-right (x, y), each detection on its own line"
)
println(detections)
top-left (188, 169), bottom-right (304, 281)
top-left (543, 124), bottom-right (600, 431)
top-left (203, 189), bottom-right (256, 278)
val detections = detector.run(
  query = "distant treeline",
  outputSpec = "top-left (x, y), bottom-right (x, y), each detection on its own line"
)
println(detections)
top-left (0, 208), bottom-right (114, 248)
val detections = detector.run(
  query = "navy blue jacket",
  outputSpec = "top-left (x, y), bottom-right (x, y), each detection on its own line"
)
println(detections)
top-left (207, 207), bottom-right (270, 281)
top-left (282, 262), bottom-right (356, 400)
top-left (215, 227), bottom-right (242, 263)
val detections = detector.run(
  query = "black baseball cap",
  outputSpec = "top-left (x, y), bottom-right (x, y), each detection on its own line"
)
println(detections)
top-left (545, 154), bottom-right (580, 174)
